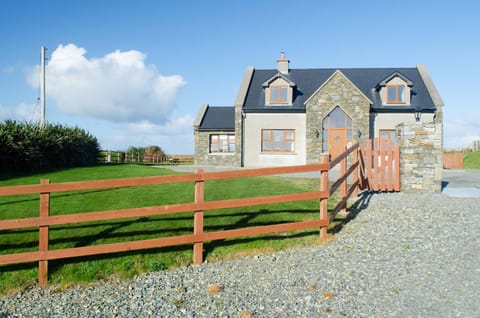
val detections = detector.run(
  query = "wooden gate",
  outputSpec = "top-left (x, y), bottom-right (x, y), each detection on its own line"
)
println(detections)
top-left (359, 138), bottom-right (400, 191)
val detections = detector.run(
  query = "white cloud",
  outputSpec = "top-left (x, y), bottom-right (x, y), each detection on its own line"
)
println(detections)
top-left (127, 114), bottom-right (194, 135)
top-left (28, 44), bottom-right (186, 124)
top-left (100, 114), bottom-right (194, 153)
top-left (444, 117), bottom-right (480, 149)
top-left (0, 103), bottom-right (40, 122)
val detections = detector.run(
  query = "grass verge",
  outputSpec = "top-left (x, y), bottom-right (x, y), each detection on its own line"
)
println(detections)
top-left (464, 151), bottom-right (480, 169)
top-left (0, 164), bottom-right (347, 294)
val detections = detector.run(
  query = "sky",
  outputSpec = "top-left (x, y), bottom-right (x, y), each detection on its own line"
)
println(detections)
top-left (0, 0), bottom-right (479, 154)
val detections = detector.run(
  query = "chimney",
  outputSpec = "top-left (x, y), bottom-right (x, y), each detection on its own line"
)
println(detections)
top-left (277, 52), bottom-right (289, 74)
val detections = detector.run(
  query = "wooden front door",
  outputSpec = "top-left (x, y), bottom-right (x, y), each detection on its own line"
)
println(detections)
top-left (322, 106), bottom-right (352, 160)
top-left (328, 128), bottom-right (347, 160)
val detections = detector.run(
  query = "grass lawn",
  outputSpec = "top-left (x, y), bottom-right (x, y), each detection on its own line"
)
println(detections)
top-left (0, 164), bottom-right (344, 294)
top-left (464, 151), bottom-right (480, 169)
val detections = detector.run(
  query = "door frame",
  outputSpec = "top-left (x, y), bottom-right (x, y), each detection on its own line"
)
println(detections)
top-left (322, 106), bottom-right (353, 160)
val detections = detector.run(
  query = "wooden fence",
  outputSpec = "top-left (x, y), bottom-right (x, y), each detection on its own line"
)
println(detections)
top-left (0, 144), bottom-right (360, 286)
top-left (359, 138), bottom-right (400, 191)
top-left (443, 153), bottom-right (463, 169)
top-left (101, 151), bottom-right (194, 165)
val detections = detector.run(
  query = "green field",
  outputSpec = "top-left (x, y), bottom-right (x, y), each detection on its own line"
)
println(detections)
top-left (0, 164), bottom-right (342, 294)
top-left (464, 151), bottom-right (480, 169)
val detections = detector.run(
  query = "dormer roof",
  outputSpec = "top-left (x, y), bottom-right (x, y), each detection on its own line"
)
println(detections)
top-left (261, 72), bottom-right (296, 88)
top-left (377, 71), bottom-right (413, 88)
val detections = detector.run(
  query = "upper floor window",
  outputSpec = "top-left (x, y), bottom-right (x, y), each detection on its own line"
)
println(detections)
top-left (210, 134), bottom-right (235, 153)
top-left (262, 73), bottom-right (295, 105)
top-left (262, 129), bottom-right (295, 152)
top-left (386, 84), bottom-right (406, 104)
top-left (270, 86), bottom-right (288, 104)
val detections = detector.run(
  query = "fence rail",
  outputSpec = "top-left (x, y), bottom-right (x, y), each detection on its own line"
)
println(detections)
top-left (0, 144), bottom-right (361, 286)
top-left (100, 151), bottom-right (194, 165)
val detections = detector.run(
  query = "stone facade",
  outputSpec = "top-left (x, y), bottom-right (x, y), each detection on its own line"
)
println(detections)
top-left (194, 131), bottom-right (236, 166)
top-left (397, 122), bottom-right (443, 192)
top-left (305, 71), bottom-right (370, 163)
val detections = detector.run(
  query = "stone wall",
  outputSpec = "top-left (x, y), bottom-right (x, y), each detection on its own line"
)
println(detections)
top-left (397, 122), bottom-right (443, 192)
top-left (305, 70), bottom-right (370, 163)
top-left (194, 131), bottom-right (236, 166)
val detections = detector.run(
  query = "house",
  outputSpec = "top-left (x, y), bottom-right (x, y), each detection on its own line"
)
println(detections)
top-left (194, 53), bottom-right (443, 167)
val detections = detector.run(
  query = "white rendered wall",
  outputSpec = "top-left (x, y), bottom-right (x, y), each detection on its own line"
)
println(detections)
top-left (243, 113), bottom-right (306, 167)
top-left (374, 113), bottom-right (435, 138)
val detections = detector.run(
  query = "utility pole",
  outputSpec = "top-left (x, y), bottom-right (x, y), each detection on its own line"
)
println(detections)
top-left (40, 46), bottom-right (46, 128)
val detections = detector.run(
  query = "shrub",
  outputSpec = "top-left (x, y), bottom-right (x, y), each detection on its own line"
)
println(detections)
top-left (0, 120), bottom-right (100, 173)
top-left (124, 145), bottom-right (165, 163)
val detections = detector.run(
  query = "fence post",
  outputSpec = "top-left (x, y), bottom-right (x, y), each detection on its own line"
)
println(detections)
top-left (364, 140), bottom-right (372, 191)
top-left (353, 143), bottom-right (359, 198)
top-left (340, 146), bottom-right (347, 213)
top-left (320, 155), bottom-right (329, 240)
top-left (193, 169), bottom-right (204, 264)
top-left (395, 143), bottom-right (401, 191)
top-left (39, 179), bottom-right (50, 286)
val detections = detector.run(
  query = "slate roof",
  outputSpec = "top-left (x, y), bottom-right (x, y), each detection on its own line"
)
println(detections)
top-left (243, 68), bottom-right (436, 113)
top-left (197, 67), bottom-right (438, 130)
top-left (197, 106), bottom-right (235, 131)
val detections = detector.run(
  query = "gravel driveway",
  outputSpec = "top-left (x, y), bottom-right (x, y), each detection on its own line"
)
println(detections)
top-left (1, 192), bottom-right (479, 318)
top-left (442, 169), bottom-right (480, 197)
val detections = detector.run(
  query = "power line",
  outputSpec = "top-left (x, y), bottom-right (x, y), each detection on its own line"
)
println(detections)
top-left (30, 96), bottom-right (40, 123)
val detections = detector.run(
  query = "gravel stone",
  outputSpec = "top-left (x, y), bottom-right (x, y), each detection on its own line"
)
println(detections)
top-left (1, 192), bottom-right (479, 317)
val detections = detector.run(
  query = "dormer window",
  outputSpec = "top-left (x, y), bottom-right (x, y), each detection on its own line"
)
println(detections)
top-left (270, 85), bottom-right (288, 104)
top-left (386, 84), bottom-right (406, 104)
top-left (378, 72), bottom-right (413, 105)
top-left (262, 72), bottom-right (296, 106)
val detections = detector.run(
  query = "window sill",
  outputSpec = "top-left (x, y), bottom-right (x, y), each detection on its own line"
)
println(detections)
top-left (385, 102), bottom-right (408, 105)
top-left (209, 152), bottom-right (235, 156)
top-left (260, 152), bottom-right (296, 155)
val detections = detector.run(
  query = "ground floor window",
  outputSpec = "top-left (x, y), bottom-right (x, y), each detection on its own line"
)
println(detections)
top-left (261, 129), bottom-right (295, 152)
top-left (210, 134), bottom-right (235, 153)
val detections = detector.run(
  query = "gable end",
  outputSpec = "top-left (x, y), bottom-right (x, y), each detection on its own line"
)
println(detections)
top-left (304, 70), bottom-right (372, 105)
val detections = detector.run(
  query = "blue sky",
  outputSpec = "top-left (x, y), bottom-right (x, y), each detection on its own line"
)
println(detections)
top-left (1, 0), bottom-right (479, 154)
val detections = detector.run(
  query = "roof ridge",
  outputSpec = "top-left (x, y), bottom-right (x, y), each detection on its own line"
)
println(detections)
top-left (255, 67), bottom-right (418, 71)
